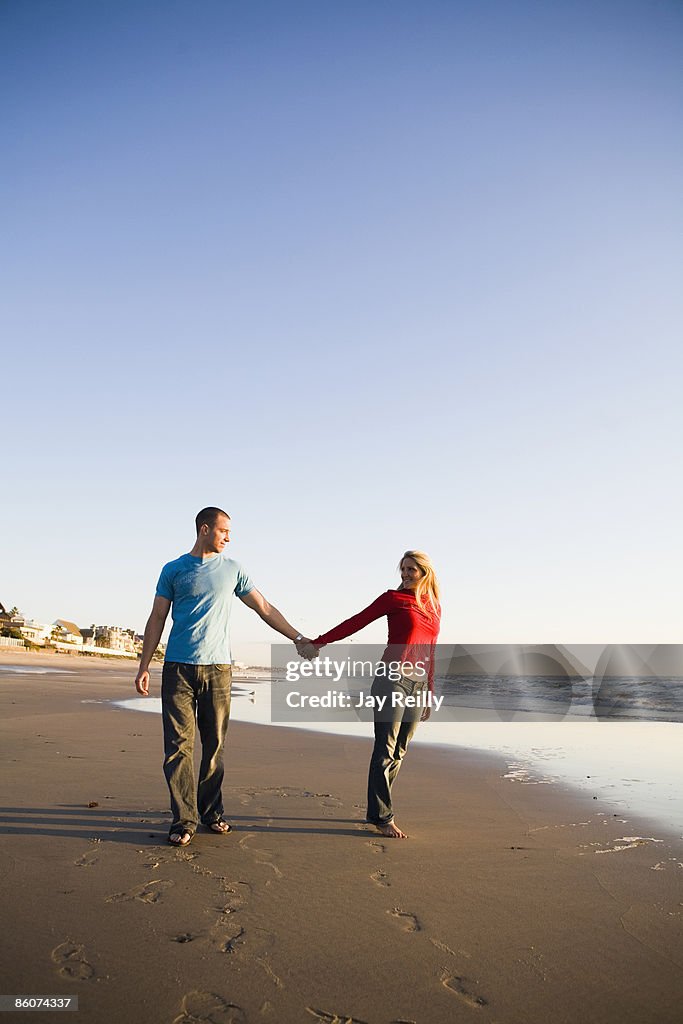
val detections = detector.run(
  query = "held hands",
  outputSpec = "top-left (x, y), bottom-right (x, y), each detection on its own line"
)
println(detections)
top-left (295, 637), bottom-right (319, 661)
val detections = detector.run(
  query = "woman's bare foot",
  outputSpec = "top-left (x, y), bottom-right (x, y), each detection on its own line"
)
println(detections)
top-left (376, 821), bottom-right (408, 839)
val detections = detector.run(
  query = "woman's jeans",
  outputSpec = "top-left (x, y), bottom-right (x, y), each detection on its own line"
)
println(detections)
top-left (161, 662), bottom-right (232, 834)
top-left (367, 673), bottom-right (423, 826)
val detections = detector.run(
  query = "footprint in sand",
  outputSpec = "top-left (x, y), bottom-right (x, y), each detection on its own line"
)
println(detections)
top-left (306, 1009), bottom-right (368, 1024)
top-left (366, 841), bottom-right (385, 854)
top-left (51, 941), bottom-right (95, 980)
top-left (388, 908), bottom-right (421, 932)
top-left (216, 925), bottom-right (246, 954)
top-left (173, 990), bottom-right (246, 1024)
top-left (217, 881), bottom-right (251, 916)
top-left (370, 869), bottom-right (391, 888)
top-left (106, 879), bottom-right (173, 904)
top-left (441, 970), bottom-right (488, 1008)
top-left (208, 898), bottom-right (248, 955)
top-left (74, 851), bottom-right (98, 867)
top-left (316, 793), bottom-right (344, 814)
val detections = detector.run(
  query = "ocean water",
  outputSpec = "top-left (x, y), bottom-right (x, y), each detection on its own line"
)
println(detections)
top-left (113, 673), bottom-right (683, 836)
top-left (437, 672), bottom-right (683, 722)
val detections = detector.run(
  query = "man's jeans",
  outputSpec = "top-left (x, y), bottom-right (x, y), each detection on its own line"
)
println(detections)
top-left (366, 673), bottom-right (422, 826)
top-left (161, 662), bottom-right (232, 834)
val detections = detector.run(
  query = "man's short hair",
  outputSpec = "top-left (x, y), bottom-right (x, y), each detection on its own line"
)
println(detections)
top-left (195, 507), bottom-right (230, 534)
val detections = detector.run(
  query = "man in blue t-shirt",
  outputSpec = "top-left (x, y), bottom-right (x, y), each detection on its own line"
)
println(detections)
top-left (135, 506), bottom-right (315, 847)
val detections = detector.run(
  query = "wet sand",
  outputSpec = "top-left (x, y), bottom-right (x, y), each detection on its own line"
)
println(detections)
top-left (1, 651), bottom-right (682, 1023)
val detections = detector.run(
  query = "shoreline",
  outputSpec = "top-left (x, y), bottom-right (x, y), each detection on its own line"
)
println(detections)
top-left (4, 648), bottom-right (683, 838)
top-left (1, 655), bottom-right (682, 1022)
top-left (116, 693), bottom-right (683, 841)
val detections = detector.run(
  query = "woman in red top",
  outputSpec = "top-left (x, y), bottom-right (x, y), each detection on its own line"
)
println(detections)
top-left (312, 550), bottom-right (441, 839)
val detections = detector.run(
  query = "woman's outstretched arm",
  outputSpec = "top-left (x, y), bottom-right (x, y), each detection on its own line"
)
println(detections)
top-left (313, 592), bottom-right (393, 648)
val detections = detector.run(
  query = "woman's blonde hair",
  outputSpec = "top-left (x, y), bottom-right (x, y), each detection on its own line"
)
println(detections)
top-left (399, 550), bottom-right (441, 615)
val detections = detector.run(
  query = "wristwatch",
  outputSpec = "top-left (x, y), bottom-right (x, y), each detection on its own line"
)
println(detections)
top-left (294, 634), bottom-right (304, 643)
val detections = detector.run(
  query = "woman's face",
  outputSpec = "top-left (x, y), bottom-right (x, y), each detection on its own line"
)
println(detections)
top-left (400, 557), bottom-right (424, 590)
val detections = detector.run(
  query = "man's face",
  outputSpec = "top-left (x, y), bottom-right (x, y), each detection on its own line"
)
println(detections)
top-left (205, 514), bottom-right (231, 553)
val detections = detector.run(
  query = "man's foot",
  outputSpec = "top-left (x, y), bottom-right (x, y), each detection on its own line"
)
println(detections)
top-left (168, 830), bottom-right (193, 846)
top-left (376, 821), bottom-right (408, 839)
top-left (206, 819), bottom-right (231, 835)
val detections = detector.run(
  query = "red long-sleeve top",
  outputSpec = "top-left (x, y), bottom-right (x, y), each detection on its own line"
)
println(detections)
top-left (313, 589), bottom-right (441, 689)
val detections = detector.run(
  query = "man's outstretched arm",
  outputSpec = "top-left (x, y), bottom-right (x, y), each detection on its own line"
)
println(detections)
top-left (135, 595), bottom-right (171, 695)
top-left (239, 589), bottom-right (316, 656)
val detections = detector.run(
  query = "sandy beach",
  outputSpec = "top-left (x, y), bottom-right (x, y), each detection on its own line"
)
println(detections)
top-left (1, 651), bottom-right (682, 1024)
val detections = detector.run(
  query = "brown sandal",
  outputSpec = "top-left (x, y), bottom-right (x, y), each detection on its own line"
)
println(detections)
top-left (168, 830), bottom-right (194, 846)
top-left (206, 819), bottom-right (231, 835)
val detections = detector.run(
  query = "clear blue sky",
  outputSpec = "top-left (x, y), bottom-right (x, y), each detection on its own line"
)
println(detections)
top-left (2, 0), bottom-right (681, 654)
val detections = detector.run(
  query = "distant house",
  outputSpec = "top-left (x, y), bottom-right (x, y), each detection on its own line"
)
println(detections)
top-left (0, 603), bottom-right (19, 631)
top-left (90, 624), bottom-right (136, 654)
top-left (52, 620), bottom-right (84, 646)
top-left (18, 619), bottom-right (52, 644)
top-left (0, 603), bottom-right (25, 647)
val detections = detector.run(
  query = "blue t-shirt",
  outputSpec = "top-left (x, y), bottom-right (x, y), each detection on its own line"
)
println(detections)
top-left (156, 553), bottom-right (255, 665)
